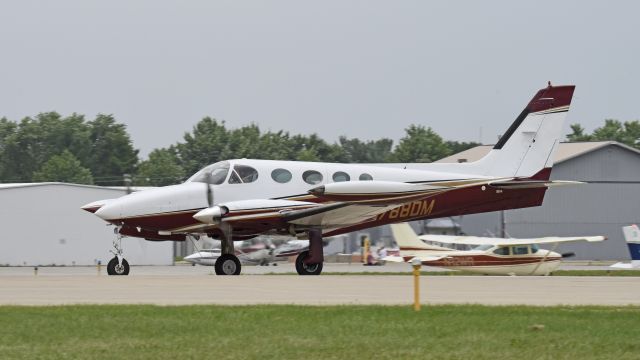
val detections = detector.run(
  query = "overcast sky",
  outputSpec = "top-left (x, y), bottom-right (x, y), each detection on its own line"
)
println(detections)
top-left (1, 1), bottom-right (638, 157)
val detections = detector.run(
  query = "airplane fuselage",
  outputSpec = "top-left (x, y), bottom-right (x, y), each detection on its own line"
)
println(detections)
top-left (85, 159), bottom-right (548, 241)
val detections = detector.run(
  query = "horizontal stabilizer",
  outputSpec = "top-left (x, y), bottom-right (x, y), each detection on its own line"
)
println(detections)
top-left (610, 261), bottom-right (640, 269)
top-left (488, 180), bottom-right (584, 190)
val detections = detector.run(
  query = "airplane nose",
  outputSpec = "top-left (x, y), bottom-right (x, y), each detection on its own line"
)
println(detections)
top-left (94, 202), bottom-right (123, 221)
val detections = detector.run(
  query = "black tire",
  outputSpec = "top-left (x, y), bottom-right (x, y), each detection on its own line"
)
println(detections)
top-left (214, 254), bottom-right (241, 275)
top-left (107, 257), bottom-right (130, 276)
top-left (295, 251), bottom-right (323, 275)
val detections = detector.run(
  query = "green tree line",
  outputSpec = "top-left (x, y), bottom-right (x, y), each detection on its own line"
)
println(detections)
top-left (1, 112), bottom-right (637, 186)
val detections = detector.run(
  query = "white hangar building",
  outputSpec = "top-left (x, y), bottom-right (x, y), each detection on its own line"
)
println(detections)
top-left (0, 183), bottom-right (173, 266)
top-left (436, 141), bottom-right (640, 260)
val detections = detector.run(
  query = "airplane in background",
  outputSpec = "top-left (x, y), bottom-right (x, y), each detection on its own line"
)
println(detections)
top-left (185, 239), bottom-right (310, 267)
top-left (388, 223), bottom-right (605, 275)
top-left (83, 83), bottom-right (579, 276)
top-left (611, 225), bottom-right (640, 269)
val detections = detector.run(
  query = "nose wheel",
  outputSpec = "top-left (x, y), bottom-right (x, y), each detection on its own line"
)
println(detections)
top-left (214, 254), bottom-right (241, 275)
top-left (107, 231), bottom-right (130, 276)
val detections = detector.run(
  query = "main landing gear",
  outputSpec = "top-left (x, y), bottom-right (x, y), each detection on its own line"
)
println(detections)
top-left (107, 234), bottom-right (130, 275)
top-left (295, 229), bottom-right (324, 275)
top-left (214, 232), bottom-right (241, 275)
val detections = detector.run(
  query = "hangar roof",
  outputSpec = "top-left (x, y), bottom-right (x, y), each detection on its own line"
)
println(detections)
top-left (435, 141), bottom-right (640, 164)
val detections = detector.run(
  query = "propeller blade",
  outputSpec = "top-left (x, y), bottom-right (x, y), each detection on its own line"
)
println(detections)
top-left (204, 172), bottom-right (214, 207)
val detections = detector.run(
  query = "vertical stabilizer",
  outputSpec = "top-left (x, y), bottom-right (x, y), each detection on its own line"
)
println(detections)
top-left (466, 84), bottom-right (575, 178)
top-left (611, 225), bottom-right (640, 269)
top-left (390, 223), bottom-right (445, 256)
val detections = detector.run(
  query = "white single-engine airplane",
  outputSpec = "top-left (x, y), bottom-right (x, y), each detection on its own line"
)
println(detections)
top-left (388, 223), bottom-right (605, 275)
top-left (83, 83), bottom-right (578, 276)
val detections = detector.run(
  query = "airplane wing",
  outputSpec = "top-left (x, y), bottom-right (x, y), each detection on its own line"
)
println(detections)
top-left (419, 234), bottom-right (606, 247)
top-left (193, 180), bottom-right (471, 233)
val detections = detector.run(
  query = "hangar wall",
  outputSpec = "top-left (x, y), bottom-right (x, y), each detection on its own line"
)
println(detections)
top-left (0, 184), bottom-right (173, 266)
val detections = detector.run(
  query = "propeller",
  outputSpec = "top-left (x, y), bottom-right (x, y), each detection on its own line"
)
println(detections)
top-left (197, 170), bottom-right (235, 255)
top-left (205, 172), bottom-right (214, 208)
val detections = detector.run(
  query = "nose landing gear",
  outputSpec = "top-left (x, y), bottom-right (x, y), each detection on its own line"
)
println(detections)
top-left (107, 232), bottom-right (130, 276)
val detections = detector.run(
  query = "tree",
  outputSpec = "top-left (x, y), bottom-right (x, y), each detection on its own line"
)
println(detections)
top-left (32, 150), bottom-right (93, 184)
top-left (176, 117), bottom-right (230, 176)
top-left (339, 137), bottom-right (393, 163)
top-left (567, 120), bottom-right (640, 149)
top-left (136, 147), bottom-right (185, 186)
top-left (88, 114), bottom-right (139, 185)
top-left (391, 125), bottom-right (450, 163)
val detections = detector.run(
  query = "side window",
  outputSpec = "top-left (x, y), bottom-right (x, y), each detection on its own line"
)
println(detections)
top-left (302, 170), bottom-right (323, 185)
top-left (512, 246), bottom-right (529, 255)
top-left (531, 244), bottom-right (539, 253)
top-left (359, 173), bottom-right (373, 181)
top-left (332, 171), bottom-right (350, 182)
top-left (228, 165), bottom-right (259, 184)
top-left (271, 168), bottom-right (292, 183)
top-left (493, 246), bottom-right (509, 256)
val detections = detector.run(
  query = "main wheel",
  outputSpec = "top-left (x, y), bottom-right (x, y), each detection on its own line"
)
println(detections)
top-left (215, 254), bottom-right (241, 275)
top-left (107, 257), bottom-right (130, 275)
top-left (295, 251), bottom-right (323, 275)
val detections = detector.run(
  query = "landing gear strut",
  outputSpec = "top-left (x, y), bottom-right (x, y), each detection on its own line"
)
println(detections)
top-left (214, 231), bottom-right (241, 275)
top-left (107, 234), bottom-right (130, 275)
top-left (295, 229), bottom-right (324, 275)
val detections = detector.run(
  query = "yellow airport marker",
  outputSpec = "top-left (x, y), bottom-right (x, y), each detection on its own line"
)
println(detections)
top-left (411, 258), bottom-right (421, 311)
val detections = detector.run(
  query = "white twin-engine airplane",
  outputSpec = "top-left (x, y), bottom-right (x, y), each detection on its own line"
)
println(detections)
top-left (388, 223), bottom-right (605, 275)
top-left (83, 83), bottom-right (578, 276)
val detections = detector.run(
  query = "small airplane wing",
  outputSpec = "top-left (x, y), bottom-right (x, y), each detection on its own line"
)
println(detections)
top-left (419, 234), bottom-right (606, 247)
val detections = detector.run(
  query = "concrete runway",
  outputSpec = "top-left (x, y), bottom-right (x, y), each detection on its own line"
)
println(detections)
top-left (1, 264), bottom-right (638, 306)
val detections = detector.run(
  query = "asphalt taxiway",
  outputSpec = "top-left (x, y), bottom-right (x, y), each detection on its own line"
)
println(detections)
top-left (1, 264), bottom-right (638, 306)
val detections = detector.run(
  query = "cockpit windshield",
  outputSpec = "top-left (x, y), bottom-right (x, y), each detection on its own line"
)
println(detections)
top-left (186, 161), bottom-right (230, 185)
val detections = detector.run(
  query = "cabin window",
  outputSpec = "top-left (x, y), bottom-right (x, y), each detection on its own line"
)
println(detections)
top-left (271, 168), bottom-right (292, 183)
top-left (359, 173), bottom-right (373, 181)
top-left (187, 161), bottom-right (230, 185)
top-left (302, 170), bottom-right (323, 185)
top-left (511, 246), bottom-right (529, 255)
top-left (332, 171), bottom-right (350, 182)
top-left (531, 244), bottom-right (540, 253)
top-left (493, 246), bottom-right (509, 255)
top-left (228, 165), bottom-right (259, 184)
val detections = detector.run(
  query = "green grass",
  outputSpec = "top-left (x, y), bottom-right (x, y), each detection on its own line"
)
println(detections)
top-left (262, 269), bottom-right (640, 276)
top-left (1, 305), bottom-right (639, 359)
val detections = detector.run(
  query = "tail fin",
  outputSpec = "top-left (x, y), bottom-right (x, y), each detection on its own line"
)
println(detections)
top-left (612, 225), bottom-right (640, 269)
top-left (473, 84), bottom-right (575, 178)
top-left (623, 225), bottom-right (640, 261)
top-left (390, 223), bottom-right (445, 255)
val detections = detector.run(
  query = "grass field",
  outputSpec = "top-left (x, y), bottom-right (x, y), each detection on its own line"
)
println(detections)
top-left (1, 305), bottom-right (639, 359)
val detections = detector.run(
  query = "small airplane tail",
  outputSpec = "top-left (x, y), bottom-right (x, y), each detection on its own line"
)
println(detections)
top-left (390, 223), bottom-right (446, 256)
top-left (464, 83), bottom-right (576, 179)
top-left (611, 225), bottom-right (640, 269)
